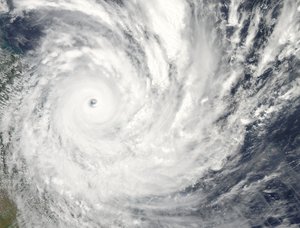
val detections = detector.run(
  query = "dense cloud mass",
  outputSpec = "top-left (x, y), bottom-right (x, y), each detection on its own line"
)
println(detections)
top-left (0, 0), bottom-right (299, 227)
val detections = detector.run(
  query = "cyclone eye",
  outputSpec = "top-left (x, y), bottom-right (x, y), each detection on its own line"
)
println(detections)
top-left (89, 98), bottom-right (98, 107)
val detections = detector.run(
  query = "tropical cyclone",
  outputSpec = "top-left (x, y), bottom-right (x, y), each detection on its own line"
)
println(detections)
top-left (0, 0), bottom-right (299, 227)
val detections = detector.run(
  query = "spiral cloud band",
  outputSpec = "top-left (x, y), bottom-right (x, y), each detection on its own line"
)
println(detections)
top-left (0, 0), bottom-right (299, 227)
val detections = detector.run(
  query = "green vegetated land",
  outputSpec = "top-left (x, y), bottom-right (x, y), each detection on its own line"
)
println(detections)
top-left (0, 191), bottom-right (17, 228)
top-left (0, 50), bottom-right (21, 227)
